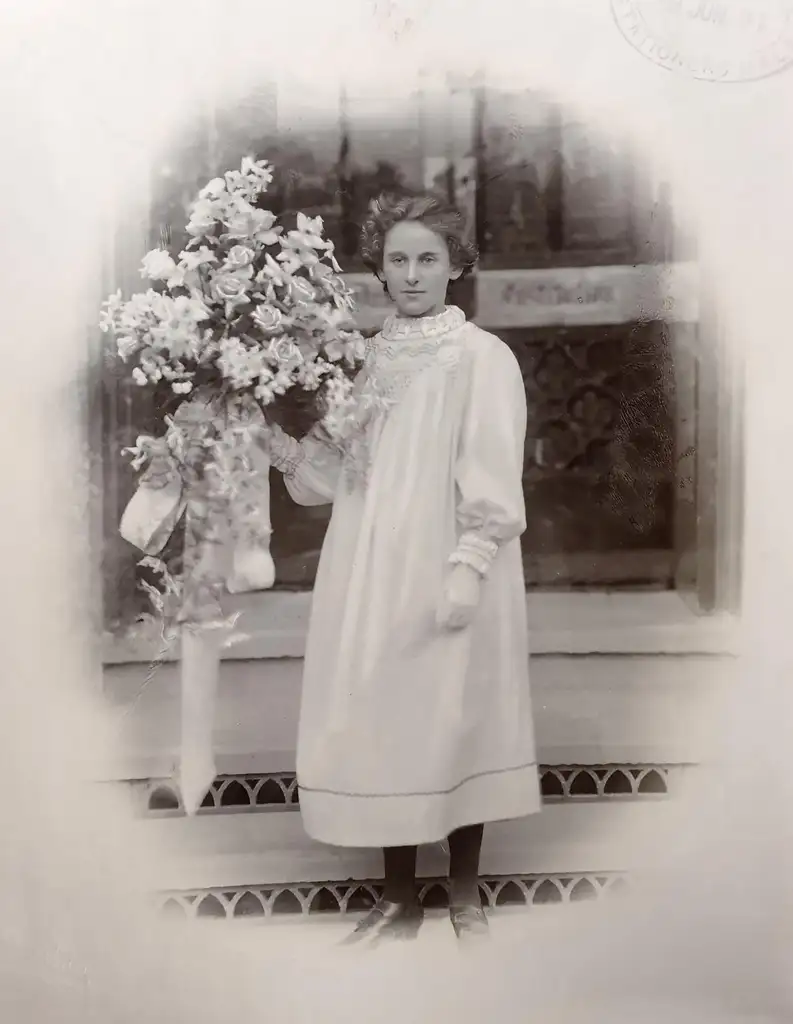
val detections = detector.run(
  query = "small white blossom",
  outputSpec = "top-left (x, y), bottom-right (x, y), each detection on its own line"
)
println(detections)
top-left (179, 246), bottom-right (217, 271)
top-left (141, 249), bottom-right (178, 281)
top-left (241, 156), bottom-right (274, 186)
top-left (132, 367), bottom-right (148, 386)
top-left (258, 253), bottom-right (288, 287)
top-left (199, 177), bottom-right (226, 199)
top-left (286, 212), bottom-right (330, 251)
top-left (278, 249), bottom-right (318, 275)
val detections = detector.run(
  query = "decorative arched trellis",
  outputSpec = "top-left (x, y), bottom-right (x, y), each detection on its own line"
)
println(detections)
top-left (157, 871), bottom-right (629, 921)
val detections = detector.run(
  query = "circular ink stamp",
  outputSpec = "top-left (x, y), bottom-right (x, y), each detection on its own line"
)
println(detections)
top-left (611, 0), bottom-right (793, 82)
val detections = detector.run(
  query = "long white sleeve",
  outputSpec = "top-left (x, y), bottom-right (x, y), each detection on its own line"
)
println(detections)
top-left (267, 422), bottom-right (343, 507)
top-left (452, 334), bottom-right (527, 577)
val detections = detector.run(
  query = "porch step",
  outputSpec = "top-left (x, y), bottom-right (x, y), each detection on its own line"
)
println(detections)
top-left (129, 797), bottom-right (680, 893)
top-left (99, 653), bottom-right (728, 782)
top-left (98, 652), bottom-right (717, 916)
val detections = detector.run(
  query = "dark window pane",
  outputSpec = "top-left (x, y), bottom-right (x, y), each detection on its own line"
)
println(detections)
top-left (501, 321), bottom-right (677, 589)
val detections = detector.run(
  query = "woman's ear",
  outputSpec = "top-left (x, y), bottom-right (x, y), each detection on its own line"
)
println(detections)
top-left (449, 265), bottom-right (464, 282)
top-left (376, 269), bottom-right (391, 298)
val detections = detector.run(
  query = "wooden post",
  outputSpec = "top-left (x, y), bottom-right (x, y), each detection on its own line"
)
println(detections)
top-left (545, 102), bottom-right (564, 253)
top-left (337, 81), bottom-right (357, 261)
top-left (473, 82), bottom-right (488, 260)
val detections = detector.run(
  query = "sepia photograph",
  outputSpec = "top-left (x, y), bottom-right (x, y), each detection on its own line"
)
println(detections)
top-left (2, 1), bottom-right (792, 1021)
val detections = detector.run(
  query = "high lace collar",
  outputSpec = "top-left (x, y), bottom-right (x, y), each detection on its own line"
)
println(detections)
top-left (380, 305), bottom-right (466, 343)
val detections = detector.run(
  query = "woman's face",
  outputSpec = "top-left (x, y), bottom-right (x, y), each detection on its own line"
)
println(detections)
top-left (379, 220), bottom-right (462, 319)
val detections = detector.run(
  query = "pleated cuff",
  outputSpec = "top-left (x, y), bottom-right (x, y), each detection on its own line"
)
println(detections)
top-left (449, 531), bottom-right (500, 577)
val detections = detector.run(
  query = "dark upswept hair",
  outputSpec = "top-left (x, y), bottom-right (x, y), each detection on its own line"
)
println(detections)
top-left (359, 192), bottom-right (479, 288)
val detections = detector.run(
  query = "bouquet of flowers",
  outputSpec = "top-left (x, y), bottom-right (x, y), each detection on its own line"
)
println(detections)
top-left (100, 156), bottom-right (365, 633)
top-left (100, 157), bottom-right (368, 813)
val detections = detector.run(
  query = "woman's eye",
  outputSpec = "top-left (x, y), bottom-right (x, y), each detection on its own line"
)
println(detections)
top-left (421, 256), bottom-right (436, 264)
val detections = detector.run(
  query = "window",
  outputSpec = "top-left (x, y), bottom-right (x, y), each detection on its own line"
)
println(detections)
top-left (99, 79), bottom-right (739, 655)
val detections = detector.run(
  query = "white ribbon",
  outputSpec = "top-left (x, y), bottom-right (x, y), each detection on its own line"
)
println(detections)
top-left (179, 625), bottom-right (225, 816)
top-left (119, 434), bottom-right (275, 816)
top-left (119, 476), bottom-right (185, 556)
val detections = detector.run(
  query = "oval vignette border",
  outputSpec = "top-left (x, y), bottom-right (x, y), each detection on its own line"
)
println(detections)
top-left (610, 0), bottom-right (793, 84)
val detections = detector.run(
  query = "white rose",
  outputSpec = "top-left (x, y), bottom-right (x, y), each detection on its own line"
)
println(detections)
top-left (117, 335), bottom-right (139, 361)
top-left (252, 305), bottom-right (283, 333)
top-left (252, 209), bottom-right (277, 232)
top-left (224, 214), bottom-right (250, 237)
top-left (132, 367), bottom-right (148, 386)
top-left (141, 249), bottom-right (177, 281)
top-left (140, 361), bottom-right (162, 382)
top-left (187, 199), bottom-right (219, 236)
top-left (222, 198), bottom-right (257, 235)
top-left (291, 278), bottom-right (316, 303)
top-left (172, 381), bottom-right (194, 395)
top-left (213, 274), bottom-right (248, 303)
top-left (226, 245), bottom-right (255, 270)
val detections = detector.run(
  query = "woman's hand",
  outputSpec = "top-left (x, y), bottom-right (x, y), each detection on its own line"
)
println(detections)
top-left (251, 420), bottom-right (275, 452)
top-left (437, 562), bottom-right (482, 631)
top-left (251, 421), bottom-right (284, 462)
top-left (251, 419), bottom-right (303, 476)
top-left (140, 451), bottom-right (177, 490)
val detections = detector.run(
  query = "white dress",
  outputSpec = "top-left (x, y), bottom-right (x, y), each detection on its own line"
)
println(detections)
top-left (271, 305), bottom-right (541, 848)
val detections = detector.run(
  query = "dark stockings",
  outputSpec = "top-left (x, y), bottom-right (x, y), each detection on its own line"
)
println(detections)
top-left (380, 823), bottom-right (485, 908)
top-left (448, 823), bottom-right (485, 906)
top-left (382, 844), bottom-right (419, 905)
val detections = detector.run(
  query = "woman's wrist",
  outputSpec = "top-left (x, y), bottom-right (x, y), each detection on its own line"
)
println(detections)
top-left (259, 423), bottom-right (304, 476)
top-left (449, 532), bottom-right (499, 578)
top-left (438, 560), bottom-right (482, 631)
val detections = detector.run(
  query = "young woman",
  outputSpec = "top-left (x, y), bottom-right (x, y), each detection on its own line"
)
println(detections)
top-left (262, 193), bottom-right (541, 945)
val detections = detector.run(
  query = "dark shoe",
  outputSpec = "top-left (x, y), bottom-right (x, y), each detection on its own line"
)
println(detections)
top-left (449, 902), bottom-right (490, 943)
top-left (340, 899), bottom-right (425, 947)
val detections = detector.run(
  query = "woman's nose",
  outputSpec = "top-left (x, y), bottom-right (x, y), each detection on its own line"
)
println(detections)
top-left (406, 261), bottom-right (419, 282)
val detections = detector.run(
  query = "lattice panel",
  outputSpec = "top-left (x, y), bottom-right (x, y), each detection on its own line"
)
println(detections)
top-left (134, 764), bottom-right (681, 817)
top-left (158, 872), bottom-right (629, 920)
top-left (267, 318), bottom-right (679, 590)
top-left (514, 320), bottom-right (676, 539)
top-left (505, 321), bottom-right (677, 588)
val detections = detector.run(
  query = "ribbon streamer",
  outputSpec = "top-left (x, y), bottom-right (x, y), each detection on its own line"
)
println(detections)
top-left (119, 422), bottom-right (275, 816)
top-left (179, 625), bottom-right (226, 816)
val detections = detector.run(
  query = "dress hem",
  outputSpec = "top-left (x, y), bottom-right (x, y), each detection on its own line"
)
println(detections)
top-left (297, 761), bottom-right (541, 848)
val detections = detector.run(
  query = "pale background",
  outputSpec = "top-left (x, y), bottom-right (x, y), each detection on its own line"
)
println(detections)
top-left (0, 0), bottom-right (792, 1021)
